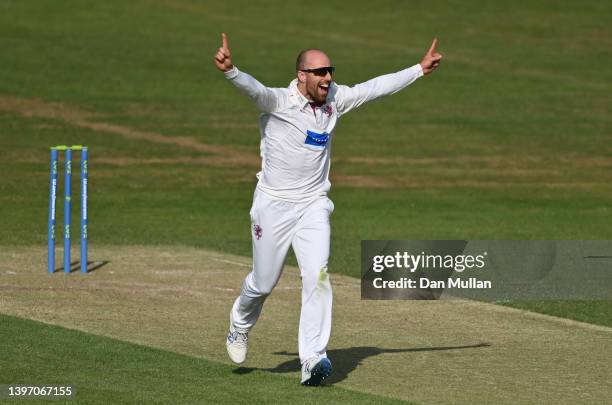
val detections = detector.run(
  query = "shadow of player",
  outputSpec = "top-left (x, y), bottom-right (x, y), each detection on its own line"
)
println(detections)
top-left (233, 343), bottom-right (490, 384)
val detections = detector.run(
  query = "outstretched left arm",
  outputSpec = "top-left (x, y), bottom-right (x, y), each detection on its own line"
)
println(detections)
top-left (335, 38), bottom-right (442, 116)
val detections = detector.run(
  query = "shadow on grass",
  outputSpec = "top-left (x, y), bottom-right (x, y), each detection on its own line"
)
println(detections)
top-left (52, 260), bottom-right (110, 273)
top-left (233, 343), bottom-right (491, 384)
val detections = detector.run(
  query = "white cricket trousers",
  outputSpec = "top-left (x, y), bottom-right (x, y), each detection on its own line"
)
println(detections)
top-left (231, 189), bottom-right (334, 364)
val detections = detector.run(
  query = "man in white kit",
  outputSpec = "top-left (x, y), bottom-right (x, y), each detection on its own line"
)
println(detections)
top-left (214, 33), bottom-right (442, 386)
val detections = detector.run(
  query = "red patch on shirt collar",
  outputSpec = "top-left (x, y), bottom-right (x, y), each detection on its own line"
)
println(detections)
top-left (309, 103), bottom-right (333, 116)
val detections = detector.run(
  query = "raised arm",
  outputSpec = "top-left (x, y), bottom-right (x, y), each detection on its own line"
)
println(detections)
top-left (335, 38), bottom-right (443, 116)
top-left (214, 33), bottom-right (282, 113)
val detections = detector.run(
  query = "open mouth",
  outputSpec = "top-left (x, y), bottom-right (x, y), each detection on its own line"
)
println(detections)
top-left (318, 83), bottom-right (329, 92)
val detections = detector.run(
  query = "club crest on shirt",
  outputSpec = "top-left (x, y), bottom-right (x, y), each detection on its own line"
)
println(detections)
top-left (253, 224), bottom-right (263, 240)
top-left (322, 104), bottom-right (333, 116)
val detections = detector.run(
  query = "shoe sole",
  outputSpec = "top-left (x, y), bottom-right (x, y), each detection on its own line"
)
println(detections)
top-left (301, 358), bottom-right (332, 386)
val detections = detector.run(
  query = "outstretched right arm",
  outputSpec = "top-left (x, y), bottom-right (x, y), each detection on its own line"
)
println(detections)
top-left (214, 33), bottom-right (282, 113)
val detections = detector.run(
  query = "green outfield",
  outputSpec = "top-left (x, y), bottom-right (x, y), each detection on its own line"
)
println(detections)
top-left (0, 314), bottom-right (406, 404)
top-left (1, 0), bottom-right (611, 403)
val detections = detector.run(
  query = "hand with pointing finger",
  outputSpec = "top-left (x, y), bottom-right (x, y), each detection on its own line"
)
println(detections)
top-left (420, 38), bottom-right (443, 75)
top-left (214, 33), bottom-right (233, 72)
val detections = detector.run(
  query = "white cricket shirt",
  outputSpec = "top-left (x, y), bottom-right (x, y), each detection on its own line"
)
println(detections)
top-left (224, 64), bottom-right (423, 201)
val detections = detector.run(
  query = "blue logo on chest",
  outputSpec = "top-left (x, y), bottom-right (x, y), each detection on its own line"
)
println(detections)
top-left (305, 130), bottom-right (330, 147)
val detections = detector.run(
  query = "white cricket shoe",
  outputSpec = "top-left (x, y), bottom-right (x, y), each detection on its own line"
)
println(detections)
top-left (226, 322), bottom-right (248, 364)
top-left (301, 356), bottom-right (332, 386)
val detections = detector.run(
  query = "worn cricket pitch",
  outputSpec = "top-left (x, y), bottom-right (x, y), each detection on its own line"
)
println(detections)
top-left (1, 246), bottom-right (610, 404)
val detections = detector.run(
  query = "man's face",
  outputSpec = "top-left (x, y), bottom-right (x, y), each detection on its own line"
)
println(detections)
top-left (297, 51), bottom-right (334, 105)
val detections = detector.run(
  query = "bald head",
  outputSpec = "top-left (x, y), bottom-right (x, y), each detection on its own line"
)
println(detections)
top-left (296, 49), bottom-right (331, 71)
top-left (295, 49), bottom-right (333, 105)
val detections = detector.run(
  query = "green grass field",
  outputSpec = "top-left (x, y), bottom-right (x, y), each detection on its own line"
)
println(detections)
top-left (0, 313), bottom-right (406, 404)
top-left (1, 0), bottom-right (611, 403)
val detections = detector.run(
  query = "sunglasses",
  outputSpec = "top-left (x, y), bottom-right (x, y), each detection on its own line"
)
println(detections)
top-left (301, 66), bottom-right (335, 76)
